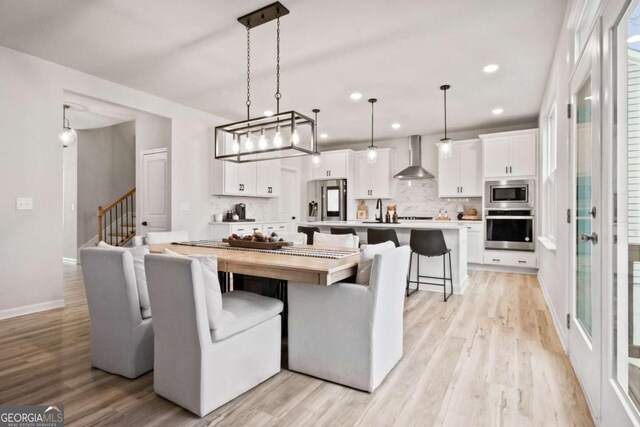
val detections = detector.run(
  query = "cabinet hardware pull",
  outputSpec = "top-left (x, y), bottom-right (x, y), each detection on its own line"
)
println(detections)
top-left (518, 260), bottom-right (526, 264)
top-left (505, 166), bottom-right (508, 173)
top-left (492, 258), bottom-right (500, 262)
top-left (510, 166), bottom-right (512, 173)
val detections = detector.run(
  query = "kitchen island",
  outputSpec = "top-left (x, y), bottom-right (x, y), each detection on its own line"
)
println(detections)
top-left (299, 220), bottom-right (469, 294)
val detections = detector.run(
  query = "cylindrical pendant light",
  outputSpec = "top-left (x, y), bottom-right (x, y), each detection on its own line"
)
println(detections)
top-left (367, 98), bottom-right (378, 164)
top-left (311, 109), bottom-right (321, 167)
top-left (59, 105), bottom-right (77, 148)
top-left (436, 85), bottom-right (452, 159)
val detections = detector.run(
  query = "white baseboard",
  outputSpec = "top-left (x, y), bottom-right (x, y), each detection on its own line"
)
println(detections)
top-left (537, 273), bottom-right (568, 353)
top-left (0, 299), bottom-right (65, 321)
top-left (470, 263), bottom-right (538, 275)
top-left (62, 257), bottom-right (77, 265)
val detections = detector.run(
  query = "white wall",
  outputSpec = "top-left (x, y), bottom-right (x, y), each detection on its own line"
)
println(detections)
top-left (0, 44), bottom-right (227, 317)
top-left (537, 3), bottom-right (572, 350)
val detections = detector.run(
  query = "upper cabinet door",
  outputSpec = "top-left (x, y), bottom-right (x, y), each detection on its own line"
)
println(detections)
top-left (319, 151), bottom-right (348, 178)
top-left (458, 142), bottom-right (482, 196)
top-left (370, 149), bottom-right (392, 198)
top-left (354, 149), bottom-right (392, 199)
top-left (438, 144), bottom-right (461, 197)
top-left (483, 136), bottom-right (511, 178)
top-left (508, 133), bottom-right (537, 177)
top-left (223, 162), bottom-right (242, 194)
top-left (256, 159), bottom-right (281, 197)
top-left (238, 161), bottom-right (257, 195)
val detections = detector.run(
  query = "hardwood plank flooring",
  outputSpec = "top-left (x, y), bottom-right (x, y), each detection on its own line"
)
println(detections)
top-left (0, 266), bottom-right (594, 426)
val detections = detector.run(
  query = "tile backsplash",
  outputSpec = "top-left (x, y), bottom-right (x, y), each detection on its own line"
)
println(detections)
top-left (358, 179), bottom-right (482, 219)
top-left (210, 196), bottom-right (278, 221)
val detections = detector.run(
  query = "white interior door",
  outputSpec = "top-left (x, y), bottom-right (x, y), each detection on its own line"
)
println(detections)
top-left (279, 167), bottom-right (300, 222)
top-left (569, 21), bottom-right (602, 420)
top-left (141, 148), bottom-right (169, 233)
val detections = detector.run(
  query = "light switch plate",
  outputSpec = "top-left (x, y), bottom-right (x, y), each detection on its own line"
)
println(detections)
top-left (16, 197), bottom-right (33, 210)
top-left (179, 201), bottom-right (191, 212)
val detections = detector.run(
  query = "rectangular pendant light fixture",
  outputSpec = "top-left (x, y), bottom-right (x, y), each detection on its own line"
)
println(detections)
top-left (214, 2), bottom-right (316, 163)
top-left (215, 110), bottom-right (315, 163)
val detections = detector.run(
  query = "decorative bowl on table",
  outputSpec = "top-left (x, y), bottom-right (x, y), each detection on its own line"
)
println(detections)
top-left (223, 231), bottom-right (293, 250)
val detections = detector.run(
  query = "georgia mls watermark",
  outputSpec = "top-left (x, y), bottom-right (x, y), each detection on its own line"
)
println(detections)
top-left (0, 405), bottom-right (64, 427)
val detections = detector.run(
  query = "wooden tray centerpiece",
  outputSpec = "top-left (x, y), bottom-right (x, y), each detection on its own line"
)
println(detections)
top-left (223, 231), bottom-right (293, 250)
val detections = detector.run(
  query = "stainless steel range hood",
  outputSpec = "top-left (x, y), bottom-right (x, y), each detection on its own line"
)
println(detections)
top-left (393, 135), bottom-right (434, 180)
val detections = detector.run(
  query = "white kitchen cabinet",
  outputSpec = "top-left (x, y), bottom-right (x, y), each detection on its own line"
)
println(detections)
top-left (256, 159), bottom-right (281, 196)
top-left (438, 140), bottom-right (482, 197)
top-left (311, 150), bottom-right (349, 180)
top-left (481, 129), bottom-right (538, 179)
top-left (262, 222), bottom-right (290, 234)
top-left (354, 148), bottom-right (392, 199)
top-left (483, 250), bottom-right (537, 268)
top-left (211, 156), bottom-right (279, 197)
top-left (220, 161), bottom-right (256, 195)
top-left (464, 222), bottom-right (483, 264)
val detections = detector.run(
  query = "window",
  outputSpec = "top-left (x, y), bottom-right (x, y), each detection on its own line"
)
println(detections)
top-left (542, 105), bottom-right (557, 240)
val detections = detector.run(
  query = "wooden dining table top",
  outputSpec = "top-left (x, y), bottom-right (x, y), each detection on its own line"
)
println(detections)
top-left (149, 243), bottom-right (361, 286)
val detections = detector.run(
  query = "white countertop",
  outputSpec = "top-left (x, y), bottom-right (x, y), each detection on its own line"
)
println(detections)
top-left (209, 220), bottom-right (293, 225)
top-left (299, 220), bottom-right (473, 230)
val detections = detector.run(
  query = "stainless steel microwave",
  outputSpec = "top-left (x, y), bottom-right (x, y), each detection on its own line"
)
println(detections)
top-left (485, 180), bottom-right (535, 209)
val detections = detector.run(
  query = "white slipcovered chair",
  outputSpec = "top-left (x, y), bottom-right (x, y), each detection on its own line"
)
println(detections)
top-left (144, 254), bottom-right (283, 416)
top-left (288, 245), bottom-right (411, 392)
top-left (313, 231), bottom-right (360, 248)
top-left (144, 229), bottom-right (190, 245)
top-left (80, 247), bottom-right (154, 378)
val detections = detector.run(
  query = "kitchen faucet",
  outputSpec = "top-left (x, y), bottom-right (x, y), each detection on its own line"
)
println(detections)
top-left (376, 199), bottom-right (383, 223)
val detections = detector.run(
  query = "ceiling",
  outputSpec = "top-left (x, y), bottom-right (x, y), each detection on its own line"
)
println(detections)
top-left (0, 0), bottom-right (566, 143)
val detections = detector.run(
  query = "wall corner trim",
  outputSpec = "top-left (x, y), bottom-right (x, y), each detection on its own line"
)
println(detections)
top-left (0, 299), bottom-right (65, 321)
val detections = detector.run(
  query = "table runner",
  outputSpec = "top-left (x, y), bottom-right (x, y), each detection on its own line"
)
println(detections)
top-left (173, 240), bottom-right (357, 260)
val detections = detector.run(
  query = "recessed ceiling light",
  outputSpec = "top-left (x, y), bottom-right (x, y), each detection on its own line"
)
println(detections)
top-left (492, 108), bottom-right (504, 115)
top-left (483, 64), bottom-right (500, 73)
top-left (263, 110), bottom-right (274, 117)
top-left (350, 92), bottom-right (362, 100)
top-left (391, 123), bottom-right (401, 129)
top-left (584, 96), bottom-right (592, 100)
top-left (320, 133), bottom-right (328, 139)
top-left (628, 35), bottom-right (640, 43)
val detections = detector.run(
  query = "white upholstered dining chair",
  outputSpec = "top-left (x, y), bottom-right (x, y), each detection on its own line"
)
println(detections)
top-left (144, 254), bottom-right (283, 416)
top-left (312, 231), bottom-right (359, 248)
top-left (80, 247), bottom-right (154, 378)
top-left (287, 245), bottom-right (411, 392)
top-left (144, 229), bottom-right (189, 245)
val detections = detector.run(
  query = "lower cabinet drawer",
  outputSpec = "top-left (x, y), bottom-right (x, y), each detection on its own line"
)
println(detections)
top-left (263, 223), bottom-right (290, 234)
top-left (231, 224), bottom-right (263, 235)
top-left (483, 251), bottom-right (537, 268)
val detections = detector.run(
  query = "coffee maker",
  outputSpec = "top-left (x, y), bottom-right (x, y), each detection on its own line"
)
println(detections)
top-left (234, 203), bottom-right (246, 220)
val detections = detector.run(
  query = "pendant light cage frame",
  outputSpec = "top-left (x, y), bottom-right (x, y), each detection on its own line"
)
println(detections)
top-left (214, 2), bottom-right (316, 163)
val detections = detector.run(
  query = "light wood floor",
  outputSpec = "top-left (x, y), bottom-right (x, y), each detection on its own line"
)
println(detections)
top-left (0, 266), bottom-right (594, 426)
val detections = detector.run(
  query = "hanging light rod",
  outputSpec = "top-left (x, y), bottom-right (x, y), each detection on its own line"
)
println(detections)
top-left (237, 2), bottom-right (290, 29)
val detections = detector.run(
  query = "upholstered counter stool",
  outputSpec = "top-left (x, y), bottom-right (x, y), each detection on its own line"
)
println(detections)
top-left (406, 229), bottom-right (453, 301)
top-left (367, 228), bottom-right (400, 247)
top-left (298, 226), bottom-right (320, 245)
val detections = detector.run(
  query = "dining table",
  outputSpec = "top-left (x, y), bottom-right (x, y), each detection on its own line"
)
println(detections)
top-left (148, 241), bottom-right (361, 286)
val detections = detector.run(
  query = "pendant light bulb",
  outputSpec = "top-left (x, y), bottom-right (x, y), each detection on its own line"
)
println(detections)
top-left (245, 132), bottom-right (254, 151)
top-left (312, 153), bottom-right (321, 165)
top-left (407, 180), bottom-right (412, 187)
top-left (59, 128), bottom-right (77, 148)
top-left (367, 146), bottom-right (378, 163)
top-left (258, 128), bottom-right (267, 150)
top-left (273, 124), bottom-right (283, 147)
top-left (231, 134), bottom-right (240, 153)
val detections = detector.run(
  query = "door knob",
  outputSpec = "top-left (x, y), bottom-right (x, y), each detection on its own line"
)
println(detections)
top-left (579, 232), bottom-right (598, 244)
top-left (142, 221), bottom-right (148, 226)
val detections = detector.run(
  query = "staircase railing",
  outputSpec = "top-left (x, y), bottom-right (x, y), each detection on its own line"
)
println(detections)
top-left (97, 188), bottom-right (136, 247)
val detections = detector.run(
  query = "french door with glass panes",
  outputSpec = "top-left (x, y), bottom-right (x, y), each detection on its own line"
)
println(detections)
top-left (569, 19), bottom-right (602, 420)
